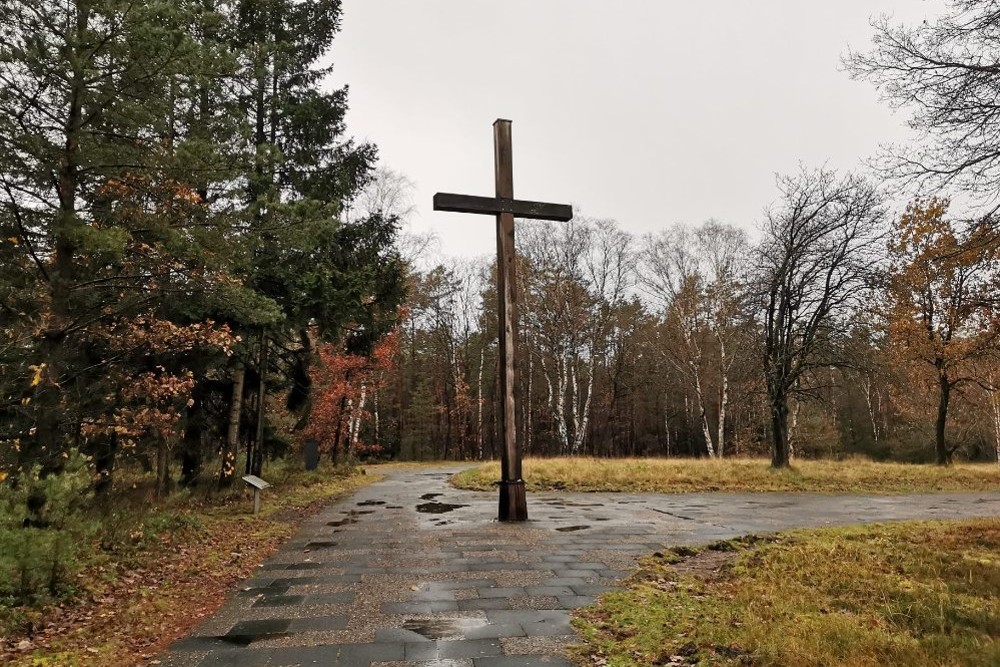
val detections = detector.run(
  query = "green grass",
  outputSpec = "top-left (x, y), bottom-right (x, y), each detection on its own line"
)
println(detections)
top-left (451, 457), bottom-right (1000, 494)
top-left (573, 519), bottom-right (1000, 667)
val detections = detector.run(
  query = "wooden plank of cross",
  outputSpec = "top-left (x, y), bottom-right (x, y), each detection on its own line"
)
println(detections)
top-left (433, 119), bottom-right (573, 522)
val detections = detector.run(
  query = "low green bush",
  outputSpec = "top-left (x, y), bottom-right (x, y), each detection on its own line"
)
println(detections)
top-left (0, 453), bottom-right (365, 636)
top-left (0, 452), bottom-right (94, 610)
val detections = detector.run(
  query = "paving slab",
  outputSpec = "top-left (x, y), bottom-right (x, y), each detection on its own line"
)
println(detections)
top-left (158, 464), bottom-right (1000, 667)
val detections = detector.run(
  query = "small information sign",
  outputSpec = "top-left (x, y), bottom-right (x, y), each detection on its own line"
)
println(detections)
top-left (242, 475), bottom-right (271, 513)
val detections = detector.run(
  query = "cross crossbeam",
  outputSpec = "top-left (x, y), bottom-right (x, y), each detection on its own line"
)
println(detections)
top-left (433, 193), bottom-right (573, 222)
top-left (433, 119), bottom-right (572, 522)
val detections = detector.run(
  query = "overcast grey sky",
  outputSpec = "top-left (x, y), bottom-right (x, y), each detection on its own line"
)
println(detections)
top-left (329, 1), bottom-right (949, 258)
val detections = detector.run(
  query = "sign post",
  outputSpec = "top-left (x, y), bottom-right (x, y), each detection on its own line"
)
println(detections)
top-left (242, 474), bottom-right (271, 515)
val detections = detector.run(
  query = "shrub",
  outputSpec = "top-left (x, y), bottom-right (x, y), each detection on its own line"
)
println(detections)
top-left (0, 452), bottom-right (94, 607)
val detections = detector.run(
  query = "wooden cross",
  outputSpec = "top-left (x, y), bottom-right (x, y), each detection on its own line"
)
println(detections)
top-left (434, 119), bottom-right (573, 522)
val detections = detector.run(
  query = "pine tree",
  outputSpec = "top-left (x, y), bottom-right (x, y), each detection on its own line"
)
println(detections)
top-left (218, 0), bottom-right (403, 475)
top-left (0, 0), bottom-right (242, 472)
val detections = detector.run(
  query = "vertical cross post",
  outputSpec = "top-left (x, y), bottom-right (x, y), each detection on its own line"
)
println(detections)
top-left (493, 120), bottom-right (526, 521)
top-left (433, 119), bottom-right (572, 522)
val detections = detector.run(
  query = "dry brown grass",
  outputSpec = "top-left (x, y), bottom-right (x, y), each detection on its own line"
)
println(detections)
top-left (365, 460), bottom-right (469, 471)
top-left (574, 518), bottom-right (1000, 666)
top-left (451, 457), bottom-right (1000, 494)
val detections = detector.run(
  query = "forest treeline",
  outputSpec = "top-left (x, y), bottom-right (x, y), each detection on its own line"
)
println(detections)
top-left (323, 176), bottom-right (1000, 468)
top-left (0, 0), bottom-right (405, 496)
top-left (4, 0), bottom-right (1000, 501)
top-left (3, 0), bottom-right (1000, 645)
top-left (298, 0), bottom-right (1000, 470)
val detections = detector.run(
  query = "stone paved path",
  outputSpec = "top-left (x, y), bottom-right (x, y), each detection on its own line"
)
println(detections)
top-left (161, 465), bottom-right (1000, 667)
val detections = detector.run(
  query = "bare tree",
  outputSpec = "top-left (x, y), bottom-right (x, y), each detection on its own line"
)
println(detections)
top-left (641, 220), bottom-right (749, 457)
top-left (696, 221), bottom-right (750, 457)
top-left (983, 368), bottom-right (1000, 466)
top-left (520, 219), bottom-right (591, 454)
top-left (520, 217), bottom-right (631, 455)
top-left (642, 226), bottom-right (717, 456)
top-left (348, 166), bottom-right (439, 267)
top-left (756, 168), bottom-right (887, 468)
top-left (349, 167), bottom-right (417, 222)
top-left (846, 1), bottom-right (1000, 206)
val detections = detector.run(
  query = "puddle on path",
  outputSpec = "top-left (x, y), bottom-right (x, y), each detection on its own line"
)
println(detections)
top-left (544, 500), bottom-right (603, 508)
top-left (420, 493), bottom-right (443, 500)
top-left (255, 593), bottom-right (306, 605)
top-left (357, 500), bottom-right (386, 506)
top-left (220, 632), bottom-right (292, 646)
top-left (416, 501), bottom-right (467, 514)
top-left (555, 525), bottom-right (591, 532)
top-left (327, 518), bottom-right (357, 527)
top-left (402, 617), bottom-right (487, 640)
top-left (305, 540), bottom-right (337, 549)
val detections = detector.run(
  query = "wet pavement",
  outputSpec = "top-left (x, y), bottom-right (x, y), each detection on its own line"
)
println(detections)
top-left (160, 465), bottom-right (1000, 667)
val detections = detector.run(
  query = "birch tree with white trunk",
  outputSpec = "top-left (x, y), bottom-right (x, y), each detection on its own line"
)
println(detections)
top-left (520, 217), bottom-right (632, 455)
top-left (641, 221), bottom-right (749, 457)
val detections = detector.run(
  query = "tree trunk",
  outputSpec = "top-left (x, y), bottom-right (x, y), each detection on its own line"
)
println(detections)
top-left (249, 333), bottom-right (268, 476)
top-left (373, 382), bottom-right (381, 445)
top-left (476, 347), bottom-right (485, 460)
top-left (351, 383), bottom-right (367, 449)
top-left (180, 403), bottom-right (203, 487)
top-left (156, 439), bottom-right (172, 498)
top-left (663, 395), bottom-right (671, 457)
top-left (90, 433), bottom-right (117, 495)
top-left (717, 336), bottom-right (728, 458)
top-left (540, 354), bottom-right (556, 453)
top-left (27, 6), bottom-right (91, 474)
top-left (987, 374), bottom-right (1000, 467)
top-left (572, 350), bottom-right (597, 456)
top-left (788, 396), bottom-right (801, 461)
top-left (770, 394), bottom-right (791, 468)
top-left (935, 371), bottom-right (952, 465)
top-left (443, 374), bottom-right (453, 459)
top-left (569, 358), bottom-right (580, 454)
top-left (332, 393), bottom-right (348, 464)
top-left (863, 375), bottom-right (881, 444)
top-left (991, 390), bottom-right (1000, 467)
top-left (345, 396), bottom-right (355, 451)
top-left (554, 353), bottom-right (569, 454)
top-left (692, 367), bottom-right (715, 458)
top-left (220, 366), bottom-right (245, 486)
top-left (525, 345), bottom-right (532, 456)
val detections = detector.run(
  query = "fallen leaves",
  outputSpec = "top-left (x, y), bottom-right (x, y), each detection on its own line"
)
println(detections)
top-left (1, 473), bottom-right (376, 667)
